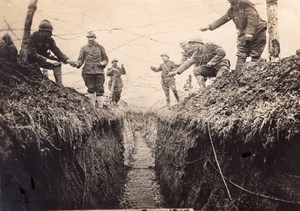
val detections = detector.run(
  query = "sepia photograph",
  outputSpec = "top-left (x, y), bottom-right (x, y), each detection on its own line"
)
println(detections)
top-left (0, 0), bottom-right (299, 210)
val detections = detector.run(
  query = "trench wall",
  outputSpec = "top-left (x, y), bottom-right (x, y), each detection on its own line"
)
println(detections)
top-left (0, 60), bottom-right (132, 210)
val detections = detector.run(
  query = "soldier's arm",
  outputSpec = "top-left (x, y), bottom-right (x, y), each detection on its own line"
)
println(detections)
top-left (49, 38), bottom-right (69, 63)
top-left (76, 47), bottom-right (85, 68)
top-left (176, 58), bottom-right (195, 74)
top-left (121, 65), bottom-right (126, 75)
top-left (106, 67), bottom-right (113, 76)
top-left (209, 9), bottom-right (232, 30)
top-left (150, 65), bottom-right (162, 72)
top-left (100, 46), bottom-right (109, 67)
top-left (207, 43), bottom-right (226, 66)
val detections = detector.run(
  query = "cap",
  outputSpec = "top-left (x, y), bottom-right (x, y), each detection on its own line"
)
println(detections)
top-left (160, 53), bottom-right (169, 58)
top-left (189, 36), bottom-right (203, 44)
top-left (179, 40), bottom-right (188, 47)
top-left (86, 31), bottom-right (96, 38)
top-left (111, 59), bottom-right (118, 63)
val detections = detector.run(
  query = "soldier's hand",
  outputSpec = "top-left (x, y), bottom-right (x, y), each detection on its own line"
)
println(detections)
top-left (199, 26), bottom-right (210, 32)
top-left (169, 70), bottom-right (178, 76)
top-left (150, 66), bottom-right (156, 71)
top-left (245, 34), bottom-right (253, 41)
top-left (46, 59), bottom-right (60, 67)
top-left (206, 62), bottom-right (213, 68)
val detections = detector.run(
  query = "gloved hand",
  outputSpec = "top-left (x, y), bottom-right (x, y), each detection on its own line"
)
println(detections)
top-left (46, 59), bottom-right (60, 67)
top-left (245, 34), bottom-right (253, 41)
top-left (199, 26), bottom-right (210, 32)
top-left (168, 70), bottom-right (178, 76)
top-left (206, 62), bottom-right (213, 68)
top-left (150, 66), bottom-right (156, 71)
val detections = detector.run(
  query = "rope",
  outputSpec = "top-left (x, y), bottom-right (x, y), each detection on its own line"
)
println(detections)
top-left (207, 122), bottom-right (239, 210)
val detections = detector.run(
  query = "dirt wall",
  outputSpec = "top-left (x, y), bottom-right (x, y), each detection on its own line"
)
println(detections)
top-left (146, 56), bottom-right (300, 210)
top-left (0, 60), bottom-right (129, 210)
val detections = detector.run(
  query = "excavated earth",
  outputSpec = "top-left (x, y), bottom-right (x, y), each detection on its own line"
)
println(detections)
top-left (0, 59), bottom-right (136, 210)
top-left (144, 56), bottom-right (300, 210)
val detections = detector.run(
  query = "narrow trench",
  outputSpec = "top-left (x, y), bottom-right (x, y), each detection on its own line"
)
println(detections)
top-left (120, 128), bottom-right (164, 208)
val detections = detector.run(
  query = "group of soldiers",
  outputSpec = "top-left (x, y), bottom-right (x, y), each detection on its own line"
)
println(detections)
top-left (150, 0), bottom-right (267, 107)
top-left (0, 0), bottom-right (267, 109)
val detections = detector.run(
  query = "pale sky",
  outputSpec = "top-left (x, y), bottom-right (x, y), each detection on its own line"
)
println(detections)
top-left (1, 0), bottom-right (300, 109)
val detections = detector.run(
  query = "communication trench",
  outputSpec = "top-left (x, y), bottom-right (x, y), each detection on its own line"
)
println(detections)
top-left (1, 56), bottom-right (300, 210)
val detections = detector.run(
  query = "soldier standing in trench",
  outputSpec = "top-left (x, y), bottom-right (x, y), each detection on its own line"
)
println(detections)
top-left (199, 0), bottom-right (267, 71)
top-left (75, 31), bottom-right (109, 108)
top-left (27, 20), bottom-right (76, 84)
top-left (106, 59), bottom-right (126, 106)
top-left (169, 37), bottom-right (230, 88)
top-left (150, 53), bottom-right (180, 108)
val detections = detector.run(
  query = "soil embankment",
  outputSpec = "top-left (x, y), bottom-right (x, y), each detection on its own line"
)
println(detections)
top-left (0, 60), bottom-right (130, 210)
top-left (145, 56), bottom-right (300, 210)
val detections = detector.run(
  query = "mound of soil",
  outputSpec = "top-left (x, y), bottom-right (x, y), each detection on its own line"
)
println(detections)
top-left (150, 56), bottom-right (300, 210)
top-left (0, 59), bottom-right (127, 210)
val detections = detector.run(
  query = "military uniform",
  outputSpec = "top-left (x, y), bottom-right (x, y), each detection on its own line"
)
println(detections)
top-left (107, 64), bottom-right (126, 104)
top-left (77, 41), bottom-right (108, 97)
top-left (152, 59), bottom-right (179, 106)
top-left (28, 31), bottom-right (69, 84)
top-left (1, 33), bottom-right (17, 62)
top-left (176, 42), bottom-right (230, 86)
top-left (208, 0), bottom-right (267, 70)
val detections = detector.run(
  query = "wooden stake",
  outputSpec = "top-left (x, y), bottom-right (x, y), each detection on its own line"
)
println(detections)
top-left (266, 0), bottom-right (280, 62)
top-left (19, 0), bottom-right (38, 62)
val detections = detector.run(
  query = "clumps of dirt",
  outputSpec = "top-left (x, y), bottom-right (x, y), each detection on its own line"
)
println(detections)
top-left (150, 56), bottom-right (300, 210)
top-left (0, 59), bottom-right (128, 210)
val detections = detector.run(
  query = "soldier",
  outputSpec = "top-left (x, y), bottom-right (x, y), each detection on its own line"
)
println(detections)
top-left (27, 20), bottom-right (75, 84)
top-left (169, 37), bottom-right (230, 88)
top-left (1, 33), bottom-right (18, 62)
top-left (106, 59), bottom-right (126, 106)
top-left (150, 53), bottom-right (180, 107)
top-left (183, 74), bottom-right (193, 92)
top-left (200, 0), bottom-right (267, 71)
top-left (75, 31), bottom-right (108, 108)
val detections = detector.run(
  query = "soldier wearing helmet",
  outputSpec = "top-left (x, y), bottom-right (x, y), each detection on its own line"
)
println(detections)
top-left (27, 20), bottom-right (76, 84)
top-left (150, 53), bottom-right (180, 107)
top-left (0, 33), bottom-right (17, 62)
top-left (106, 59), bottom-right (126, 106)
top-left (200, 0), bottom-right (267, 71)
top-left (170, 36), bottom-right (230, 88)
top-left (74, 31), bottom-right (108, 108)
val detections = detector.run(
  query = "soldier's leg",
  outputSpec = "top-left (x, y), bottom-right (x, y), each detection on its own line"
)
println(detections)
top-left (249, 29), bottom-right (267, 61)
top-left (193, 66), bottom-right (215, 88)
top-left (236, 35), bottom-right (249, 71)
top-left (169, 79), bottom-right (179, 102)
top-left (115, 88), bottom-right (122, 103)
top-left (82, 74), bottom-right (96, 107)
top-left (52, 64), bottom-right (62, 84)
top-left (161, 79), bottom-right (170, 107)
top-left (95, 74), bottom-right (105, 108)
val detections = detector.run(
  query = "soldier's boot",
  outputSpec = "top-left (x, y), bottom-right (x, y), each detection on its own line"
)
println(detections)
top-left (89, 93), bottom-right (96, 107)
top-left (235, 57), bottom-right (246, 71)
top-left (53, 65), bottom-right (62, 84)
top-left (195, 75), bottom-right (205, 89)
top-left (96, 96), bottom-right (104, 108)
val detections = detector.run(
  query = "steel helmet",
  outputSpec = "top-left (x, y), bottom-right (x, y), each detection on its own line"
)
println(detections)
top-left (38, 20), bottom-right (53, 32)
top-left (179, 40), bottom-right (188, 47)
top-left (161, 53), bottom-right (169, 58)
top-left (86, 31), bottom-right (96, 38)
top-left (189, 36), bottom-right (203, 44)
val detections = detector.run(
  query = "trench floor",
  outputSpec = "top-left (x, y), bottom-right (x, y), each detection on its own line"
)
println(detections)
top-left (120, 130), bottom-right (164, 208)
